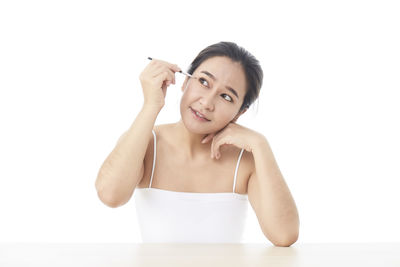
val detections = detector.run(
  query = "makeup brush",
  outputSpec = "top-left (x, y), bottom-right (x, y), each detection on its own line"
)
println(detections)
top-left (147, 57), bottom-right (194, 78)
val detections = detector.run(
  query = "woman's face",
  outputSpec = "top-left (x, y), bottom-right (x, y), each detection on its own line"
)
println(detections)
top-left (180, 56), bottom-right (247, 134)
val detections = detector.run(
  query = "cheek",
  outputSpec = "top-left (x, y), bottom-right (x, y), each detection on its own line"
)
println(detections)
top-left (217, 109), bottom-right (236, 122)
top-left (181, 86), bottom-right (198, 102)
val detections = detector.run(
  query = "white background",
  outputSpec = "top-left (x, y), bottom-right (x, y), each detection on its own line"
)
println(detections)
top-left (0, 0), bottom-right (399, 244)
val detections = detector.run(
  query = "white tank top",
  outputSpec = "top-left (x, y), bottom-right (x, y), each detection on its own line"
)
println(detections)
top-left (134, 130), bottom-right (249, 243)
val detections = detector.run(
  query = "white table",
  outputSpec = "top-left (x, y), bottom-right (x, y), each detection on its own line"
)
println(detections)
top-left (1, 243), bottom-right (399, 266)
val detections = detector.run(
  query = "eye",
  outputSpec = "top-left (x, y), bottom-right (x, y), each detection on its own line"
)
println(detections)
top-left (222, 94), bottom-right (233, 102)
top-left (199, 77), bottom-right (234, 103)
top-left (199, 77), bottom-right (209, 87)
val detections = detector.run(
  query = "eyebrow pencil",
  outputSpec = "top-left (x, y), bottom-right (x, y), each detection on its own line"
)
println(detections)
top-left (147, 57), bottom-right (194, 78)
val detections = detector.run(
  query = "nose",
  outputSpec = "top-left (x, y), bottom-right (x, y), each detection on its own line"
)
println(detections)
top-left (199, 90), bottom-right (216, 111)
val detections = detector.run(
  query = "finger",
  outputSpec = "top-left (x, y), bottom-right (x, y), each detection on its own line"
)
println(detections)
top-left (154, 69), bottom-right (175, 86)
top-left (161, 81), bottom-right (167, 93)
top-left (213, 134), bottom-right (230, 160)
top-left (210, 136), bottom-right (215, 158)
top-left (210, 134), bottom-right (221, 159)
top-left (171, 64), bottom-right (181, 73)
top-left (152, 65), bottom-right (175, 79)
top-left (153, 71), bottom-right (172, 89)
top-left (201, 133), bottom-right (214, 144)
top-left (213, 140), bottom-right (221, 159)
top-left (165, 68), bottom-right (176, 85)
top-left (147, 62), bottom-right (176, 83)
top-left (214, 140), bottom-right (227, 160)
top-left (168, 65), bottom-right (179, 84)
top-left (150, 58), bottom-right (181, 73)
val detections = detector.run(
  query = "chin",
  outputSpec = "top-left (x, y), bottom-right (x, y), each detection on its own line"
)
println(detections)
top-left (182, 117), bottom-right (208, 134)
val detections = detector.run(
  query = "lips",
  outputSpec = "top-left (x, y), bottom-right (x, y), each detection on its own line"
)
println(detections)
top-left (190, 107), bottom-right (210, 121)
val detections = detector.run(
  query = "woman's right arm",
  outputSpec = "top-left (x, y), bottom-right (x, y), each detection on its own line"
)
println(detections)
top-left (95, 105), bottom-right (160, 208)
top-left (95, 58), bottom-right (181, 208)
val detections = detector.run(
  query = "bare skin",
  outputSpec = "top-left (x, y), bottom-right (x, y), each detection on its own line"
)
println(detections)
top-left (137, 123), bottom-right (255, 194)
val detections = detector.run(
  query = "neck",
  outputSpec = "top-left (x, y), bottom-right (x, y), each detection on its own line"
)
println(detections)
top-left (174, 120), bottom-right (211, 160)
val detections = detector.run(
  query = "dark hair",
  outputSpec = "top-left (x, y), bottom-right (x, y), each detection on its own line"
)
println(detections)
top-left (187, 41), bottom-right (263, 113)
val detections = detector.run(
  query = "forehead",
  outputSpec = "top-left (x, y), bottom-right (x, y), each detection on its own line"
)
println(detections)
top-left (195, 56), bottom-right (247, 98)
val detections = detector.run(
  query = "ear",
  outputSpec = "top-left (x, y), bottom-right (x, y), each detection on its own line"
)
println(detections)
top-left (231, 107), bottom-right (248, 123)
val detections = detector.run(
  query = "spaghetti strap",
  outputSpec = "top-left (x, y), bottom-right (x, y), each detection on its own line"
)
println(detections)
top-left (149, 130), bottom-right (157, 188)
top-left (233, 148), bottom-right (244, 193)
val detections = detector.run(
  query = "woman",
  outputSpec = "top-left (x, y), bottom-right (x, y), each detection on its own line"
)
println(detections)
top-left (95, 41), bottom-right (299, 246)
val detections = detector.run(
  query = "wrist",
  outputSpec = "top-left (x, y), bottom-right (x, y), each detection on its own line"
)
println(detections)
top-left (251, 134), bottom-right (268, 153)
top-left (142, 103), bottom-right (163, 113)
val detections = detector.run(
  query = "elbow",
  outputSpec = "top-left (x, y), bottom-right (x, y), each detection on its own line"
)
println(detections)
top-left (271, 232), bottom-right (299, 247)
top-left (270, 214), bottom-right (300, 247)
top-left (95, 170), bottom-right (135, 208)
top-left (96, 189), bottom-right (121, 208)
top-left (95, 180), bottom-right (122, 208)
top-left (95, 172), bottom-right (121, 208)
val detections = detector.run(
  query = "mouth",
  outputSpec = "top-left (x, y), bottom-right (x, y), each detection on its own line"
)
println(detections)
top-left (189, 107), bottom-right (211, 122)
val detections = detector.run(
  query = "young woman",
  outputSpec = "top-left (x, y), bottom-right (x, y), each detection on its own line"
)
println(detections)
top-left (95, 41), bottom-right (299, 246)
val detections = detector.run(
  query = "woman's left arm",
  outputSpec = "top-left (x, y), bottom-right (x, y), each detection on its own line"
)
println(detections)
top-left (204, 123), bottom-right (300, 247)
top-left (247, 136), bottom-right (300, 247)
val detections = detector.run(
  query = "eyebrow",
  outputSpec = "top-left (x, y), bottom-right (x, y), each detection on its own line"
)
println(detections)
top-left (200, 70), bottom-right (239, 100)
